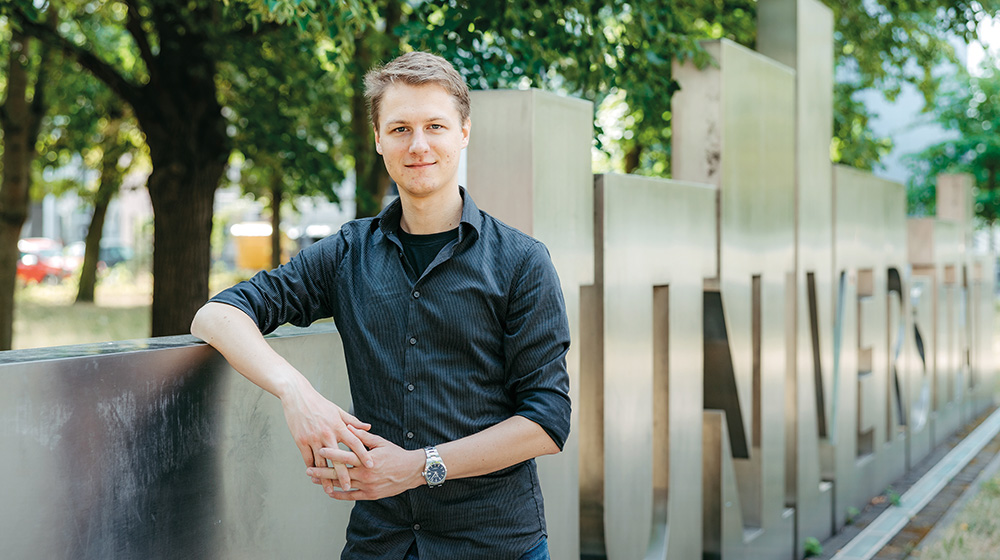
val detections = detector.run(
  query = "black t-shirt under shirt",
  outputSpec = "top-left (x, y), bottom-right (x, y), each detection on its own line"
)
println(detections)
top-left (397, 227), bottom-right (459, 278)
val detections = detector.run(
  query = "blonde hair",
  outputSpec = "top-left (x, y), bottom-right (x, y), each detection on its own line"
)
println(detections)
top-left (364, 51), bottom-right (471, 128)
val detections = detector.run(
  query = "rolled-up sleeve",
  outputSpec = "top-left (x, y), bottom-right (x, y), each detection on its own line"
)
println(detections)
top-left (209, 232), bottom-right (344, 334)
top-left (503, 241), bottom-right (572, 450)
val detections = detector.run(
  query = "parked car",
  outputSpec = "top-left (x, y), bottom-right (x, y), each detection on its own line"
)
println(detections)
top-left (63, 240), bottom-right (134, 273)
top-left (16, 238), bottom-right (72, 284)
top-left (99, 242), bottom-right (133, 268)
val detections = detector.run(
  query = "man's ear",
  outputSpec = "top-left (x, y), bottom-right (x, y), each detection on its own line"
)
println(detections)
top-left (461, 118), bottom-right (471, 149)
top-left (374, 125), bottom-right (383, 155)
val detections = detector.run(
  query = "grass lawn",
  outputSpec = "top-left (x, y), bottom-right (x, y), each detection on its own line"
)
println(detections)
top-left (918, 475), bottom-right (1000, 559)
top-left (12, 268), bottom-right (153, 350)
top-left (11, 266), bottom-right (256, 350)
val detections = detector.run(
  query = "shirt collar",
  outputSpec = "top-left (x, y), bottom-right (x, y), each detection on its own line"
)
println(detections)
top-left (373, 186), bottom-right (482, 243)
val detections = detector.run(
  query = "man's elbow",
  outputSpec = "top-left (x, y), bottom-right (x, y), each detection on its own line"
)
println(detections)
top-left (538, 435), bottom-right (562, 457)
top-left (533, 422), bottom-right (563, 457)
top-left (190, 303), bottom-right (220, 342)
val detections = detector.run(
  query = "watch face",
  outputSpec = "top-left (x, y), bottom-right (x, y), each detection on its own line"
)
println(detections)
top-left (426, 462), bottom-right (447, 485)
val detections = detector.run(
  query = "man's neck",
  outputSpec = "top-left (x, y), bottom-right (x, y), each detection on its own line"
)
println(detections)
top-left (398, 186), bottom-right (463, 235)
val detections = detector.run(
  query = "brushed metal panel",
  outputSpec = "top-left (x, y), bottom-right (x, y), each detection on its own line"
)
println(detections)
top-left (673, 38), bottom-right (797, 559)
top-left (0, 326), bottom-right (354, 559)
top-left (936, 173), bottom-right (975, 242)
top-left (596, 173), bottom-right (716, 560)
top-left (831, 165), bottom-right (909, 528)
top-left (930, 221), bottom-right (965, 442)
top-left (758, 0), bottom-right (837, 547)
top-left (968, 254), bottom-right (996, 413)
top-left (467, 89), bottom-right (594, 560)
top-left (908, 271), bottom-right (936, 464)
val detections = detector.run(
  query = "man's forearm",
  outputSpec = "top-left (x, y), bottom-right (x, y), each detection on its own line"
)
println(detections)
top-left (316, 414), bottom-right (561, 501)
top-left (191, 301), bottom-right (375, 492)
top-left (436, 415), bottom-right (560, 480)
top-left (191, 302), bottom-right (305, 398)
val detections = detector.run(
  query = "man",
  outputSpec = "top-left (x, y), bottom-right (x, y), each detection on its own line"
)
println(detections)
top-left (191, 51), bottom-right (570, 560)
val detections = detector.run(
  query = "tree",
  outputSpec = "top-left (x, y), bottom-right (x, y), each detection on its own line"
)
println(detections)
top-left (907, 60), bottom-right (1000, 225)
top-left (34, 55), bottom-right (146, 303)
top-left (261, 1), bottom-right (999, 180)
top-left (9, 0), bottom-right (371, 336)
top-left (0, 21), bottom-right (50, 350)
top-left (219, 25), bottom-right (346, 267)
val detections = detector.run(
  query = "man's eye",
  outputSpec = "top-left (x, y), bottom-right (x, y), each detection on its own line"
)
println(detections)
top-left (393, 127), bottom-right (407, 133)
top-left (429, 124), bottom-right (443, 130)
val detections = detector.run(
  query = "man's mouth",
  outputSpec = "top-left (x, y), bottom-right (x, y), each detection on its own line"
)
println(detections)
top-left (406, 162), bottom-right (435, 168)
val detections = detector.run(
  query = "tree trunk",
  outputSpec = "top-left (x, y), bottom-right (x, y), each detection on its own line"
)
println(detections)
top-left (624, 144), bottom-right (642, 174)
top-left (76, 117), bottom-right (124, 303)
top-left (350, 7), bottom-right (398, 219)
top-left (75, 175), bottom-right (117, 303)
top-left (12, 2), bottom-right (229, 337)
top-left (270, 174), bottom-right (282, 270)
top-left (351, 35), bottom-right (382, 219)
top-left (0, 31), bottom-right (46, 350)
top-left (146, 162), bottom-right (221, 337)
top-left (128, 14), bottom-right (229, 337)
top-left (136, 88), bottom-right (228, 337)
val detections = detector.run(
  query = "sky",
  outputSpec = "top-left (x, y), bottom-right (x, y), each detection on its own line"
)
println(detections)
top-left (968, 15), bottom-right (1000, 76)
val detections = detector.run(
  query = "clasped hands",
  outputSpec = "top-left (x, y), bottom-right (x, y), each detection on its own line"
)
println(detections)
top-left (308, 425), bottom-right (426, 501)
top-left (282, 388), bottom-right (425, 501)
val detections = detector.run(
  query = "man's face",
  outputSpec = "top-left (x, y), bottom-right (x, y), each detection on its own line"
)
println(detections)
top-left (374, 82), bottom-right (470, 201)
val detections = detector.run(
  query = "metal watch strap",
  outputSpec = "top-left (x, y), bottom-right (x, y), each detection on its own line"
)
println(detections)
top-left (422, 446), bottom-right (447, 488)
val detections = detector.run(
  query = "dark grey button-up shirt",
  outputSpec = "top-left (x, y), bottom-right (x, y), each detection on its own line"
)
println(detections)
top-left (211, 188), bottom-right (571, 560)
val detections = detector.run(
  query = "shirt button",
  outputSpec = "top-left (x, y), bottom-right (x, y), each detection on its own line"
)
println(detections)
top-left (408, 336), bottom-right (417, 345)
top-left (406, 431), bottom-right (414, 439)
top-left (407, 383), bottom-right (415, 392)
top-left (413, 290), bottom-right (420, 298)
top-left (413, 524), bottom-right (421, 531)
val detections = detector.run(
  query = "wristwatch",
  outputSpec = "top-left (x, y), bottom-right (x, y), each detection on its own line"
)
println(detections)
top-left (422, 446), bottom-right (447, 488)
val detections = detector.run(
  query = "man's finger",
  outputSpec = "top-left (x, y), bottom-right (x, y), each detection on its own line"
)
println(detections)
top-left (329, 488), bottom-right (364, 501)
top-left (318, 447), bottom-right (362, 466)
top-left (341, 428), bottom-right (375, 468)
top-left (340, 409), bottom-right (371, 431)
top-left (349, 423), bottom-right (385, 447)
top-left (297, 443), bottom-right (314, 467)
top-left (315, 449), bottom-right (341, 492)
top-left (334, 462), bottom-right (352, 491)
top-left (308, 466), bottom-right (363, 485)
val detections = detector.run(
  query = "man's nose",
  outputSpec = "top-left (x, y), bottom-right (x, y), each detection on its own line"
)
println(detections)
top-left (409, 130), bottom-right (429, 153)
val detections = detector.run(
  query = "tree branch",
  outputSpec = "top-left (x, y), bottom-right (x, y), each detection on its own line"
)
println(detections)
top-left (15, 14), bottom-right (143, 109)
top-left (123, 0), bottom-right (156, 71)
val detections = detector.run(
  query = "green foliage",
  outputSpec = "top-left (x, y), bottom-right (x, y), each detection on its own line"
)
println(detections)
top-left (887, 486), bottom-right (902, 507)
top-left (803, 536), bottom-right (823, 557)
top-left (10, 0), bottom-right (1000, 215)
top-left (846, 506), bottom-right (861, 525)
top-left (981, 476), bottom-right (1000, 497)
top-left (824, 0), bottom-right (1000, 170)
top-left (832, 81), bottom-right (894, 171)
top-left (907, 59), bottom-right (1000, 224)
top-left (217, 24), bottom-right (346, 206)
top-left (33, 47), bottom-right (146, 202)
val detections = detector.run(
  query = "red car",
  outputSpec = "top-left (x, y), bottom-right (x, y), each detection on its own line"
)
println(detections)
top-left (16, 238), bottom-right (72, 284)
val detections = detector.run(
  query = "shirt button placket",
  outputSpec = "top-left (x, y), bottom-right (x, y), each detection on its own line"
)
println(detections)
top-left (403, 282), bottom-right (420, 450)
